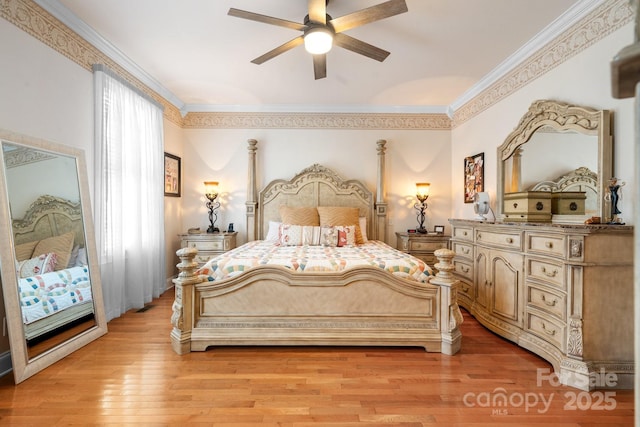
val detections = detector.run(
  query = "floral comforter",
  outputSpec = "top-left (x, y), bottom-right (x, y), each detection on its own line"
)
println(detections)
top-left (196, 240), bottom-right (433, 283)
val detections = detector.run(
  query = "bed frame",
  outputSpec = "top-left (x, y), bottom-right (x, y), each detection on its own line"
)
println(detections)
top-left (13, 195), bottom-right (93, 340)
top-left (171, 140), bottom-right (462, 355)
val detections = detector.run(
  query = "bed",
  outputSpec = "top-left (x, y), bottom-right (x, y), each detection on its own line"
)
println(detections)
top-left (171, 139), bottom-right (462, 355)
top-left (12, 195), bottom-right (93, 341)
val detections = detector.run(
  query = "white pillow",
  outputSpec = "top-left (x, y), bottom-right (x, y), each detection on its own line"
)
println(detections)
top-left (265, 221), bottom-right (282, 242)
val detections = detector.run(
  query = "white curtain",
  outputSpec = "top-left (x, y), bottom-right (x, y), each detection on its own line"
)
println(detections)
top-left (93, 65), bottom-right (166, 321)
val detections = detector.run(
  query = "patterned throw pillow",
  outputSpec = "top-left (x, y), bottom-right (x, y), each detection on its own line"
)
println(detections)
top-left (32, 231), bottom-right (75, 271)
top-left (334, 225), bottom-right (357, 246)
top-left (16, 252), bottom-right (58, 278)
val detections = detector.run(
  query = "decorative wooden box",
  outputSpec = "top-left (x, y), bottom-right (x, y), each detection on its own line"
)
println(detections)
top-left (551, 191), bottom-right (586, 215)
top-left (503, 191), bottom-right (552, 222)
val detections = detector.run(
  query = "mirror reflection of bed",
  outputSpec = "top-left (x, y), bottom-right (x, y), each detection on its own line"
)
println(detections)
top-left (0, 133), bottom-right (107, 384)
top-left (11, 195), bottom-right (96, 358)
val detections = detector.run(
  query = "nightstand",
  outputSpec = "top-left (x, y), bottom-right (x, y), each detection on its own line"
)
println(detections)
top-left (178, 232), bottom-right (237, 267)
top-left (395, 232), bottom-right (450, 267)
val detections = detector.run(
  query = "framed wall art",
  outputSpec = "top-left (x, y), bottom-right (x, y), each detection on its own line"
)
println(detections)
top-left (164, 152), bottom-right (181, 197)
top-left (464, 152), bottom-right (484, 203)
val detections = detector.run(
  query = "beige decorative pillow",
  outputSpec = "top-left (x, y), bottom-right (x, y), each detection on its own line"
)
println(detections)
top-left (279, 206), bottom-right (320, 226)
top-left (32, 231), bottom-right (75, 271)
top-left (317, 206), bottom-right (364, 244)
top-left (15, 240), bottom-right (39, 262)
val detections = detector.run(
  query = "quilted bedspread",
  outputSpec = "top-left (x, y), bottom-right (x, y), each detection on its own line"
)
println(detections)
top-left (196, 240), bottom-right (433, 283)
top-left (18, 266), bottom-right (93, 324)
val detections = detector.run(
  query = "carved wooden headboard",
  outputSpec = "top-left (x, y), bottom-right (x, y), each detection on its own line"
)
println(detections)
top-left (12, 195), bottom-right (85, 248)
top-left (245, 139), bottom-right (388, 242)
top-left (530, 166), bottom-right (598, 215)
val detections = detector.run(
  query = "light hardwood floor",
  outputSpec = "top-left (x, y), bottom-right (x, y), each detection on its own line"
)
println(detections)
top-left (0, 287), bottom-right (634, 426)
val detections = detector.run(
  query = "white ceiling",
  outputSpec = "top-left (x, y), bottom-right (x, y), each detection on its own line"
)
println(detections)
top-left (38, 0), bottom-right (586, 113)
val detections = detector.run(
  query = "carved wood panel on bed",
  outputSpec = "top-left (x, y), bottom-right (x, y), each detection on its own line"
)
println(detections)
top-left (171, 140), bottom-right (462, 356)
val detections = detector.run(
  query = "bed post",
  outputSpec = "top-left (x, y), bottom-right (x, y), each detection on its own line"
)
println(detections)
top-left (375, 139), bottom-right (388, 242)
top-left (431, 248), bottom-right (463, 355)
top-left (246, 139), bottom-right (258, 241)
top-left (170, 247), bottom-right (199, 354)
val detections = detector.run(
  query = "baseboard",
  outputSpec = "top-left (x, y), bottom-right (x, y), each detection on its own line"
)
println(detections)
top-left (0, 350), bottom-right (12, 378)
top-left (165, 276), bottom-right (176, 291)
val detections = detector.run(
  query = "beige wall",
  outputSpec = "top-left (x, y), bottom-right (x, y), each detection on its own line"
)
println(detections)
top-left (451, 25), bottom-right (637, 223)
top-left (180, 128), bottom-right (452, 246)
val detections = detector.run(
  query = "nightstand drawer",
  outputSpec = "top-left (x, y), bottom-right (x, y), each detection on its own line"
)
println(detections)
top-left (409, 240), bottom-right (448, 252)
top-left (186, 240), bottom-right (225, 251)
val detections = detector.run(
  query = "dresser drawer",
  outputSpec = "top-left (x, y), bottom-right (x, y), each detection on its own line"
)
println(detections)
top-left (475, 229), bottom-right (522, 250)
top-left (452, 241), bottom-right (473, 259)
top-left (409, 240), bottom-right (448, 252)
top-left (194, 253), bottom-right (215, 265)
top-left (525, 311), bottom-right (565, 351)
top-left (453, 259), bottom-right (473, 280)
top-left (452, 226), bottom-right (473, 242)
top-left (526, 283), bottom-right (566, 320)
top-left (185, 240), bottom-right (225, 251)
top-left (526, 258), bottom-right (565, 289)
top-left (526, 232), bottom-right (565, 258)
top-left (457, 279), bottom-right (474, 300)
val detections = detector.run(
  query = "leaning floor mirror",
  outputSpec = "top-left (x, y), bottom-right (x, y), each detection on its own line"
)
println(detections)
top-left (0, 129), bottom-right (107, 383)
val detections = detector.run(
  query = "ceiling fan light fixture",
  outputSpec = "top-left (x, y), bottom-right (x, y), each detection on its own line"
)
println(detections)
top-left (304, 26), bottom-right (333, 54)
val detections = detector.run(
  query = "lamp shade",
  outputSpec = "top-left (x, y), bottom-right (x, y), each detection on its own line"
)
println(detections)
top-left (416, 182), bottom-right (430, 201)
top-left (304, 27), bottom-right (333, 54)
top-left (204, 181), bottom-right (219, 197)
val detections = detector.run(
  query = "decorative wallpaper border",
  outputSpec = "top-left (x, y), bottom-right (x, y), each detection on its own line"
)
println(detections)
top-left (182, 112), bottom-right (451, 130)
top-left (1, 0), bottom-right (633, 130)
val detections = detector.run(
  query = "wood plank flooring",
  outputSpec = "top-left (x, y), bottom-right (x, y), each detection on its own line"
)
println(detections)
top-left (0, 287), bottom-right (634, 426)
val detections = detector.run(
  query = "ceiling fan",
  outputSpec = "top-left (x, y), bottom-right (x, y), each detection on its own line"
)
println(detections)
top-left (228, 0), bottom-right (408, 80)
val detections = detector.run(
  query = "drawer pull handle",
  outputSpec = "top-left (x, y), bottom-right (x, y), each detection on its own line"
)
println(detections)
top-left (463, 231), bottom-right (468, 236)
top-left (506, 237), bottom-right (513, 244)
top-left (541, 267), bottom-right (558, 278)
top-left (541, 295), bottom-right (557, 307)
top-left (461, 247), bottom-right (470, 254)
top-left (477, 233), bottom-right (482, 239)
top-left (541, 322), bottom-right (556, 336)
top-left (460, 266), bottom-right (470, 273)
top-left (545, 242), bottom-right (553, 248)
top-left (461, 284), bottom-right (470, 293)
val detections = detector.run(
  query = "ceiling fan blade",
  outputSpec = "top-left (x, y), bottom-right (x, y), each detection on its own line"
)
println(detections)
top-left (228, 8), bottom-right (306, 31)
top-left (251, 36), bottom-right (305, 65)
top-left (334, 33), bottom-right (390, 62)
top-left (308, 0), bottom-right (326, 24)
top-left (329, 0), bottom-right (408, 33)
top-left (313, 54), bottom-right (327, 80)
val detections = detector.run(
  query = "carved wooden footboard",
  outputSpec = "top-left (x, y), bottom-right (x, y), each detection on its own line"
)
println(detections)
top-left (171, 247), bottom-right (462, 355)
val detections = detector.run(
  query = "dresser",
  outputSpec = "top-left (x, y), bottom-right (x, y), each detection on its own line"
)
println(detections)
top-left (395, 232), bottom-right (450, 267)
top-left (178, 232), bottom-right (237, 267)
top-left (449, 219), bottom-right (633, 390)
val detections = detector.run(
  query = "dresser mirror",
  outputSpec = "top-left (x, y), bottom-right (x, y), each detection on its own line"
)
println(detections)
top-left (0, 129), bottom-right (107, 384)
top-left (497, 100), bottom-right (612, 222)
